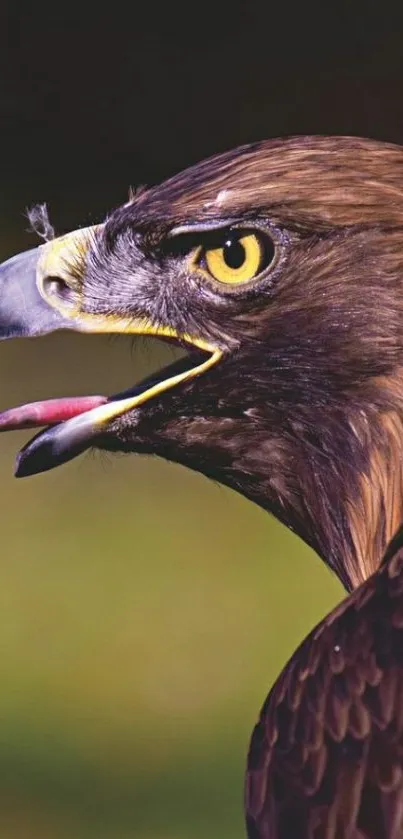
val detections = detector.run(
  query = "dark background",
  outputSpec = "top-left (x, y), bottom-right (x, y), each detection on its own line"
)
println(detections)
top-left (2, 1), bottom-right (403, 233)
top-left (0, 3), bottom-right (401, 838)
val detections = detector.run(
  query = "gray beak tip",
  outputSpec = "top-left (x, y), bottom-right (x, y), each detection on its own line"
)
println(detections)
top-left (0, 246), bottom-right (72, 340)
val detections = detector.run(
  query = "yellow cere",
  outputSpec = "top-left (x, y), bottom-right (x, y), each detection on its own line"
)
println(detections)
top-left (37, 226), bottom-right (100, 286)
top-left (204, 233), bottom-right (263, 285)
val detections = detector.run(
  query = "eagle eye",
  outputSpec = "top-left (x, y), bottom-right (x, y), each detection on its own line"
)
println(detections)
top-left (196, 229), bottom-right (275, 286)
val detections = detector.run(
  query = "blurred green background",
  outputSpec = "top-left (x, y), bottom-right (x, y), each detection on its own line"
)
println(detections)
top-left (2, 1), bottom-right (402, 834)
top-left (0, 229), bottom-right (342, 839)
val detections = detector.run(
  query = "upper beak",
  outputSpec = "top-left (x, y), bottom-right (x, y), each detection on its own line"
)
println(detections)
top-left (0, 244), bottom-right (76, 339)
top-left (0, 226), bottom-right (108, 340)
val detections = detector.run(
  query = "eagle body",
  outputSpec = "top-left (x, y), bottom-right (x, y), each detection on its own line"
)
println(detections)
top-left (247, 528), bottom-right (403, 838)
top-left (1, 136), bottom-right (403, 837)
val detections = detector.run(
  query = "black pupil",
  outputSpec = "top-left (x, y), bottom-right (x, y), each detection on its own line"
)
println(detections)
top-left (223, 237), bottom-right (246, 269)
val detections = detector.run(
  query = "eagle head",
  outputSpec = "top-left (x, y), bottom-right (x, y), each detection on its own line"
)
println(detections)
top-left (1, 136), bottom-right (403, 590)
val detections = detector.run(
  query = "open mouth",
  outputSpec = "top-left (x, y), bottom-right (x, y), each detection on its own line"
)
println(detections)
top-left (0, 344), bottom-right (222, 478)
top-left (0, 226), bottom-right (224, 477)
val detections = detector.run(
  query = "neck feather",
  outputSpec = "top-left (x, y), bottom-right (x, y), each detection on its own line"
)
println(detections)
top-left (266, 406), bottom-right (403, 592)
top-left (343, 410), bottom-right (403, 589)
top-left (142, 393), bottom-right (403, 593)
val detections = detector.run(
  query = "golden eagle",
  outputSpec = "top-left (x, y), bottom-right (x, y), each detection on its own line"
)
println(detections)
top-left (1, 136), bottom-right (403, 838)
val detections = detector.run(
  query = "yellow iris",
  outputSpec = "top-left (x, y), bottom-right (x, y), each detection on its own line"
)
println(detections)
top-left (204, 233), bottom-right (263, 285)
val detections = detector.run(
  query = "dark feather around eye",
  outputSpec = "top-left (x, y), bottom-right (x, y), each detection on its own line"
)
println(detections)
top-left (162, 227), bottom-right (275, 266)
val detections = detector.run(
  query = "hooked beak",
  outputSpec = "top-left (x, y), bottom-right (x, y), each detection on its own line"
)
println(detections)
top-left (0, 245), bottom-right (74, 339)
top-left (0, 228), bottom-right (222, 476)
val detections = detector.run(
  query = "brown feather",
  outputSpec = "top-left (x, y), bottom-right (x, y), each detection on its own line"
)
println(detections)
top-left (139, 136), bottom-right (403, 229)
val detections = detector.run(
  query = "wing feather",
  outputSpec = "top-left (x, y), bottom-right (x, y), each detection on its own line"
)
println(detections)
top-left (246, 536), bottom-right (403, 838)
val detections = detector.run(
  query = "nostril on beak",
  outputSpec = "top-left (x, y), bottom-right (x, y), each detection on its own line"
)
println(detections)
top-left (41, 275), bottom-right (78, 307)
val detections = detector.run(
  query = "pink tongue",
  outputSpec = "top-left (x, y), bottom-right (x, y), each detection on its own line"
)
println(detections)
top-left (0, 395), bottom-right (108, 431)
